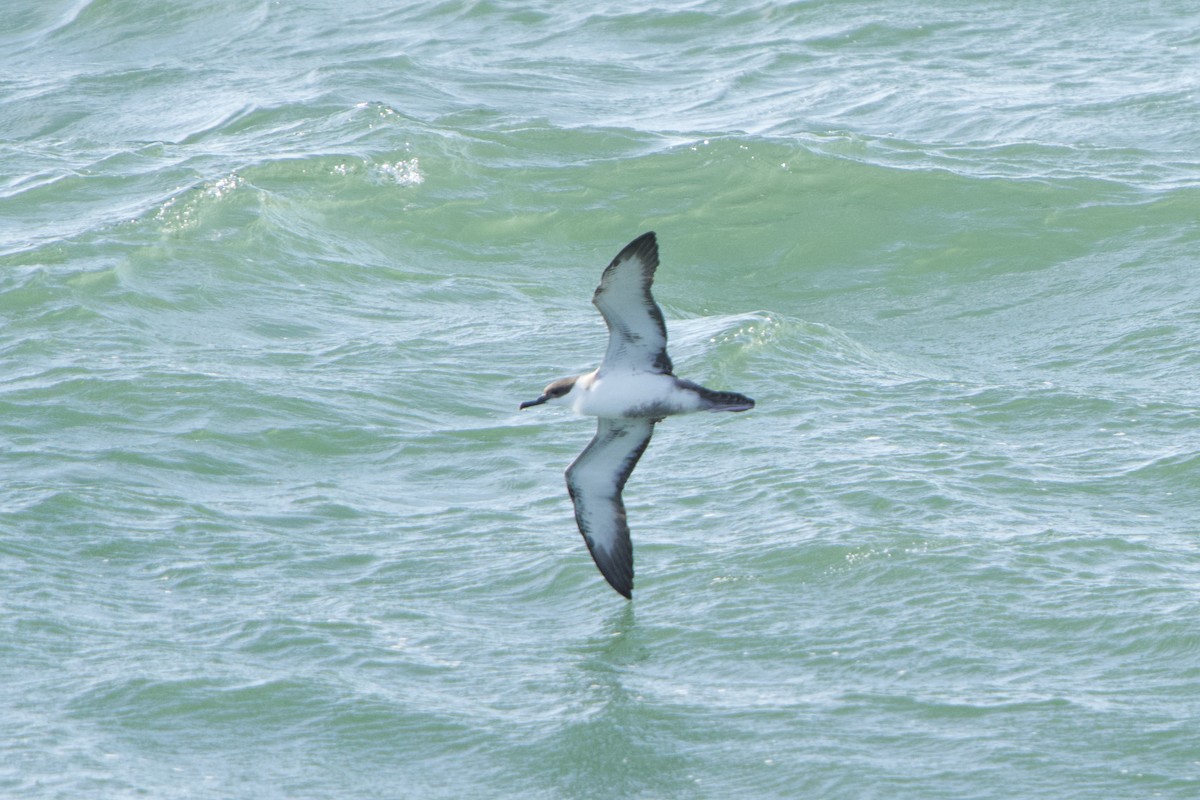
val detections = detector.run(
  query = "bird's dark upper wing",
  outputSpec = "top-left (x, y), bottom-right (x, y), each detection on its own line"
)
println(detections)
top-left (592, 232), bottom-right (673, 376)
top-left (565, 417), bottom-right (656, 598)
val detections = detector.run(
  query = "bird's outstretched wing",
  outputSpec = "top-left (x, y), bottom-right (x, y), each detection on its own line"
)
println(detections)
top-left (565, 417), bottom-right (656, 598)
top-left (593, 232), bottom-right (673, 375)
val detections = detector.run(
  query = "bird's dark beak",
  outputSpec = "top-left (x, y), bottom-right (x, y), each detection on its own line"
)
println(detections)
top-left (519, 395), bottom-right (548, 410)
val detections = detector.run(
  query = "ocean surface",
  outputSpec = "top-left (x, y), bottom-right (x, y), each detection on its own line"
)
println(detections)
top-left (3, 1), bottom-right (1200, 798)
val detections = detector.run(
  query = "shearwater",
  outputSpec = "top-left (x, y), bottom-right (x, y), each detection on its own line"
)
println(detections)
top-left (520, 232), bottom-right (754, 598)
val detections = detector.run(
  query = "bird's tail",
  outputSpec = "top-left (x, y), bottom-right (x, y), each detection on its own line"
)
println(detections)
top-left (683, 381), bottom-right (755, 413)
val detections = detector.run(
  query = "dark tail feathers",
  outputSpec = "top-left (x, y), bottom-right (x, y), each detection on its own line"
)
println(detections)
top-left (681, 380), bottom-right (755, 412)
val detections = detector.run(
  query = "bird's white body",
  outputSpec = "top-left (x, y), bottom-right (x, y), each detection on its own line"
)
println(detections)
top-left (553, 369), bottom-right (704, 419)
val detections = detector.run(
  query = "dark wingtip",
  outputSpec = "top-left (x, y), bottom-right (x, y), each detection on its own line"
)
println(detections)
top-left (594, 232), bottom-right (664, 311)
top-left (583, 534), bottom-right (635, 599)
top-left (626, 231), bottom-right (657, 265)
top-left (592, 549), bottom-right (634, 599)
top-left (608, 231), bottom-right (658, 272)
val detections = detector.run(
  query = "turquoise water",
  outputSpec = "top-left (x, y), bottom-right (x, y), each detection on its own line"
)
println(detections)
top-left (3, 1), bottom-right (1200, 798)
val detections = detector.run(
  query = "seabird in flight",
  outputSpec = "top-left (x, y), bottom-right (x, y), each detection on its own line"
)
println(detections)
top-left (520, 232), bottom-right (754, 598)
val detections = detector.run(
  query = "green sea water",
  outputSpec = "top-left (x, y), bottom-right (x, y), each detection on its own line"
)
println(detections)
top-left (3, 1), bottom-right (1200, 798)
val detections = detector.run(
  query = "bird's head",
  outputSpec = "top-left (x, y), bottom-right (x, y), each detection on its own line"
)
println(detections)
top-left (519, 376), bottom-right (578, 410)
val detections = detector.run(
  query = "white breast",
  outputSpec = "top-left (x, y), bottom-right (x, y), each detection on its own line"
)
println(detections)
top-left (571, 371), bottom-right (701, 418)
